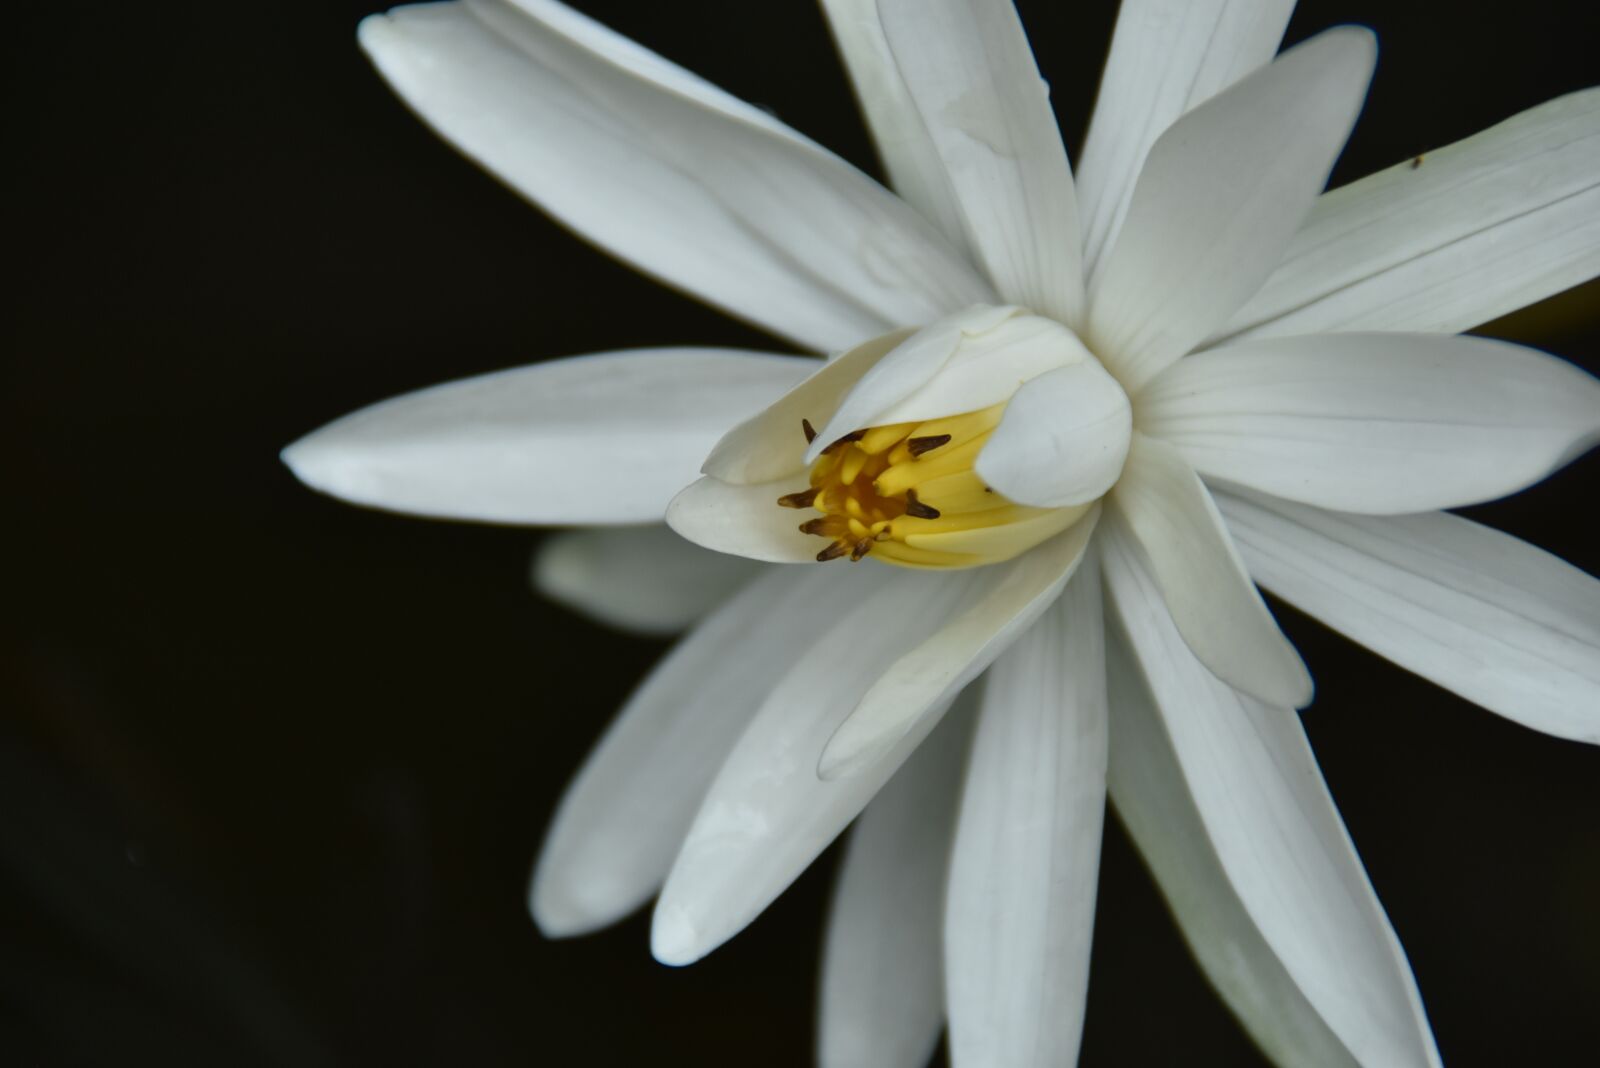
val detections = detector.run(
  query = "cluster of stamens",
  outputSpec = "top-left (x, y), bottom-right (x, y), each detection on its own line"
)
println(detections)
top-left (774, 404), bottom-right (1085, 569)
top-left (778, 418), bottom-right (955, 562)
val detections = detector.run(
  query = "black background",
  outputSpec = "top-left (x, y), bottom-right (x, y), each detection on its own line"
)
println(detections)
top-left (7, 1), bottom-right (1599, 1065)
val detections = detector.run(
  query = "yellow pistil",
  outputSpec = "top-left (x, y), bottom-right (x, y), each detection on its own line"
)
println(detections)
top-left (776, 405), bottom-right (1092, 569)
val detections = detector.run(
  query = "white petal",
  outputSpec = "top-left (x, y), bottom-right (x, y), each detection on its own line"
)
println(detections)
top-left (652, 566), bottom-right (982, 964)
top-left (818, 0), bottom-right (969, 252)
top-left (875, 0), bottom-right (1084, 324)
top-left (532, 525), bottom-right (764, 635)
top-left (1218, 488), bottom-right (1600, 744)
top-left (1102, 535), bottom-right (1442, 1068)
top-left (702, 331), bottom-right (904, 486)
top-left (1217, 88), bottom-right (1600, 342)
top-left (282, 349), bottom-right (812, 524)
top-left (1109, 435), bottom-right (1311, 707)
top-left (818, 706), bottom-right (970, 1068)
top-left (360, 1), bottom-right (988, 354)
top-left (1139, 332), bottom-right (1600, 514)
top-left (666, 475), bottom-right (820, 563)
top-left (806, 306), bottom-right (1088, 464)
top-left (1086, 28), bottom-right (1376, 394)
top-left (944, 561), bottom-right (1106, 1068)
top-left (1076, 0), bottom-right (1293, 280)
top-left (819, 507), bottom-right (1099, 780)
top-left (531, 564), bottom-right (850, 936)
top-left (975, 361), bottom-right (1132, 508)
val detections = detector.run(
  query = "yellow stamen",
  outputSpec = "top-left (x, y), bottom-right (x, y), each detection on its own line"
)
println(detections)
top-left (839, 447), bottom-right (870, 486)
top-left (858, 421), bottom-right (918, 454)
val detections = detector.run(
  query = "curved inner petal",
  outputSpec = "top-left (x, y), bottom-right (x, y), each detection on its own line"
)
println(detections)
top-left (976, 361), bottom-right (1132, 508)
top-left (805, 305), bottom-right (1079, 465)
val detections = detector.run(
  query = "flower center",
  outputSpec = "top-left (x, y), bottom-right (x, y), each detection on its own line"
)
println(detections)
top-left (777, 406), bottom-right (1091, 569)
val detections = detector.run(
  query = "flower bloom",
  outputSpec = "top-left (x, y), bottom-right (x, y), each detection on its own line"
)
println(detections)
top-left (284, 0), bottom-right (1600, 1064)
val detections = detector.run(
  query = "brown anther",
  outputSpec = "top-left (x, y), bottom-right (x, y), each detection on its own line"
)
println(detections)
top-left (822, 429), bottom-right (867, 454)
top-left (777, 488), bottom-right (820, 509)
top-left (850, 539), bottom-right (873, 562)
top-left (906, 434), bottom-right (952, 458)
top-left (799, 518), bottom-right (831, 536)
top-left (816, 541), bottom-right (849, 562)
top-left (903, 488), bottom-right (941, 520)
top-left (801, 418), bottom-right (817, 443)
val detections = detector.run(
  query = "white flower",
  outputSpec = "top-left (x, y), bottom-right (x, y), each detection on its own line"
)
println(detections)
top-left (282, 0), bottom-right (1600, 1064)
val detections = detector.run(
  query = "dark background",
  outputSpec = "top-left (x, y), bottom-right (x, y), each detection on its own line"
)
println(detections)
top-left (7, 0), bottom-right (1598, 1064)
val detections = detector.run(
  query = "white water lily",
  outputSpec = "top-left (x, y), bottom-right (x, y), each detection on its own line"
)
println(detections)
top-left (283, 0), bottom-right (1600, 1064)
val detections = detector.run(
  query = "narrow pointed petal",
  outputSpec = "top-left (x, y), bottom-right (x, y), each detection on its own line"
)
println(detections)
top-left (1218, 489), bottom-right (1600, 744)
top-left (1076, 0), bottom-right (1293, 280)
top-left (818, 707), bottom-right (970, 1068)
top-left (531, 565), bottom-right (851, 937)
top-left (975, 361), bottom-right (1131, 508)
top-left (666, 475), bottom-right (822, 562)
top-left (282, 349), bottom-right (812, 524)
top-left (652, 567), bottom-right (983, 964)
top-left (1102, 535), bottom-right (1442, 1068)
top-left (532, 525), bottom-right (764, 635)
top-left (1087, 28), bottom-right (1375, 394)
top-left (875, 0), bottom-right (1084, 325)
top-left (818, 0), bottom-right (969, 252)
top-left (1140, 332), bottom-right (1600, 513)
top-left (359, 0), bottom-right (988, 354)
top-left (819, 508), bottom-right (1099, 780)
top-left (945, 562), bottom-right (1106, 1068)
top-left (1109, 435), bottom-right (1311, 707)
top-left (1217, 88), bottom-right (1600, 342)
top-left (807, 306), bottom-right (1087, 465)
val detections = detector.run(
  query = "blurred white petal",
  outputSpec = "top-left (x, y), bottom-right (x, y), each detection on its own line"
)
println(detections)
top-left (532, 525), bottom-right (763, 635)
